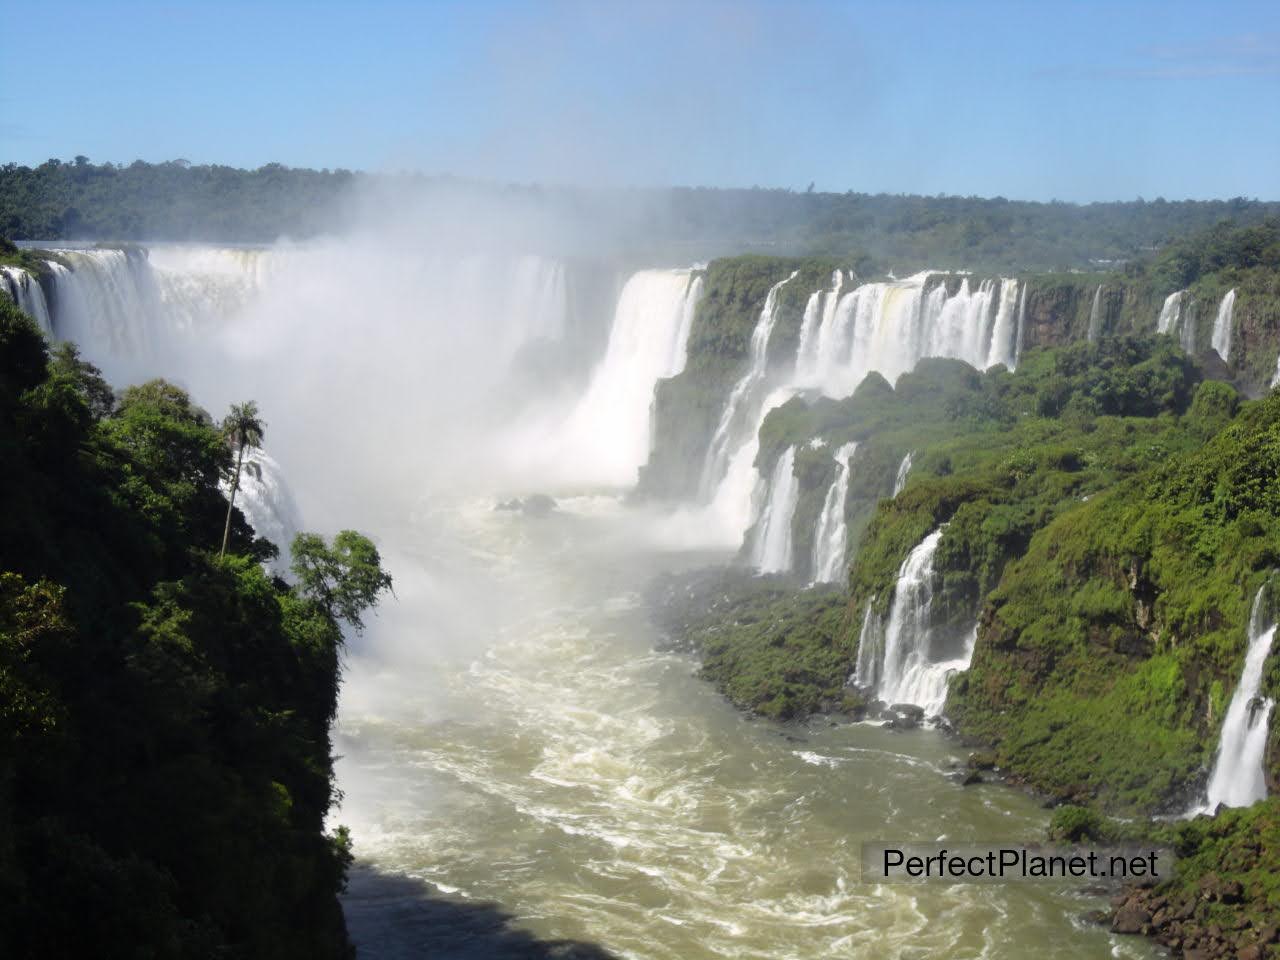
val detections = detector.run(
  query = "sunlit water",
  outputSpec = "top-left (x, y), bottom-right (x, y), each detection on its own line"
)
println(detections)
top-left (333, 496), bottom-right (1157, 960)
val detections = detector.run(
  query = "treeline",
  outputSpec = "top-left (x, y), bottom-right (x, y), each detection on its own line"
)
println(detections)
top-left (0, 298), bottom-right (389, 958)
top-left (4, 157), bottom-right (1280, 270)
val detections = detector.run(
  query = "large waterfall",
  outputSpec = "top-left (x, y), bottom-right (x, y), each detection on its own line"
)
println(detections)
top-left (1211, 288), bottom-right (1237, 363)
top-left (749, 446), bottom-right (800, 573)
top-left (1199, 587), bottom-right (1276, 812)
top-left (853, 526), bottom-right (976, 716)
top-left (1087, 285), bottom-right (1104, 342)
top-left (700, 272), bottom-right (1024, 554)
top-left (540, 269), bottom-right (703, 487)
top-left (0, 265), bottom-right (53, 333)
top-left (811, 442), bottom-right (858, 583)
top-left (791, 273), bottom-right (1023, 401)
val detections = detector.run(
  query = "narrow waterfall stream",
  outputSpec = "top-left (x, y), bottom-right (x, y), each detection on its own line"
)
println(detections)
top-left (1199, 587), bottom-right (1277, 812)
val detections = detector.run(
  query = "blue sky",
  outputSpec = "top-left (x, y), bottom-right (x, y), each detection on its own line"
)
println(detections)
top-left (3, 0), bottom-right (1278, 201)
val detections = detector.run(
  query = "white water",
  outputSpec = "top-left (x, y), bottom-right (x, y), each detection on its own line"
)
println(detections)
top-left (1087, 285), bottom-right (1104, 342)
top-left (1211, 288), bottom-right (1237, 363)
top-left (1156, 289), bottom-right (1198, 353)
top-left (1200, 587), bottom-right (1277, 811)
top-left (748, 445), bottom-right (800, 573)
top-left (0, 265), bottom-right (54, 333)
top-left (531, 269), bottom-right (703, 488)
top-left (853, 527), bottom-right (976, 716)
top-left (702, 273), bottom-right (1024, 554)
top-left (699, 272), bottom-right (798, 497)
top-left (222, 448), bottom-right (304, 574)
top-left (892, 451), bottom-right (914, 497)
top-left (44, 226), bottom-right (1162, 959)
top-left (811, 442), bottom-right (858, 584)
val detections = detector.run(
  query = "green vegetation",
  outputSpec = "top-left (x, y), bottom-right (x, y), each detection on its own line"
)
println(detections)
top-left (220, 400), bottom-right (266, 558)
top-left (0, 298), bottom-right (390, 958)
top-left (6, 158), bottom-right (1280, 272)
top-left (647, 569), bottom-right (861, 720)
top-left (1108, 798), bottom-right (1280, 957)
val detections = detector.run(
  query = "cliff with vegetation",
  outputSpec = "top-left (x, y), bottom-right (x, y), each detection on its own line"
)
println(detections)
top-left (0, 298), bottom-right (388, 958)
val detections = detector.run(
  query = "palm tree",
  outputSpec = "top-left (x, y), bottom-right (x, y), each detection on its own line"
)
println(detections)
top-left (220, 400), bottom-right (266, 558)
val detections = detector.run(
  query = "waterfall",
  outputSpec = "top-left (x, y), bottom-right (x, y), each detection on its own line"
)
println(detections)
top-left (1156, 291), bottom-right (1184, 334)
top-left (892, 451), bottom-right (914, 497)
top-left (551, 268), bottom-right (704, 487)
top-left (701, 271), bottom-right (1025, 554)
top-left (0, 265), bottom-right (53, 333)
top-left (223, 449), bottom-right (303, 574)
top-left (983, 278), bottom-right (1022, 369)
top-left (1200, 588), bottom-right (1277, 812)
top-left (1013, 281), bottom-right (1027, 366)
top-left (811, 442), bottom-right (858, 583)
top-left (748, 445), bottom-right (800, 574)
top-left (700, 272), bottom-right (799, 497)
top-left (795, 271), bottom-right (845, 383)
top-left (1087, 285), bottom-right (1104, 342)
top-left (1211, 289), bottom-right (1237, 363)
top-left (853, 526), bottom-right (976, 715)
top-left (1157, 290), bottom-right (1198, 352)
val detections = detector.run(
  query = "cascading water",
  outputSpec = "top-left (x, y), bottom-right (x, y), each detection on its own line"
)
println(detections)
top-left (0, 265), bottom-right (53, 333)
top-left (1198, 587), bottom-right (1277, 812)
top-left (704, 273), bottom-right (1024, 552)
top-left (1087, 285), bottom-right (1104, 342)
top-left (748, 445), bottom-right (800, 574)
top-left (810, 441), bottom-right (858, 583)
top-left (892, 451), bottom-right (914, 497)
top-left (854, 526), bottom-right (976, 716)
top-left (700, 272), bottom-right (798, 497)
top-left (793, 273), bottom-right (1021, 399)
top-left (223, 449), bottom-right (304, 574)
top-left (1157, 290), bottom-right (1198, 353)
top-left (1211, 289), bottom-right (1237, 363)
top-left (543, 269), bottom-right (703, 487)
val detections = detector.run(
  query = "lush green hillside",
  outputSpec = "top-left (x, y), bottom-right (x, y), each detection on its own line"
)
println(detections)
top-left (0, 299), bottom-right (389, 958)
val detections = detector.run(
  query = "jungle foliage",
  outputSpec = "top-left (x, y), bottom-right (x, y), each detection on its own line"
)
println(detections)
top-left (0, 298), bottom-right (389, 958)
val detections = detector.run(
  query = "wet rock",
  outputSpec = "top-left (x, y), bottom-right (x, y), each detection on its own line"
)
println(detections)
top-left (1111, 904), bottom-right (1152, 935)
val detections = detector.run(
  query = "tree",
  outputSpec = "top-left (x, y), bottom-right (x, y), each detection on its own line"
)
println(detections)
top-left (290, 531), bottom-right (393, 632)
top-left (219, 401), bottom-right (265, 558)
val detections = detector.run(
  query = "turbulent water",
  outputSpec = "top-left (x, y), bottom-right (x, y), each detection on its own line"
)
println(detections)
top-left (334, 496), bottom-right (1154, 960)
top-left (19, 240), bottom-right (1160, 959)
top-left (1200, 587), bottom-right (1277, 812)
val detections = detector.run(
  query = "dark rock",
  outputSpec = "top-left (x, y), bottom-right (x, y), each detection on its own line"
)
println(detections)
top-left (1111, 904), bottom-right (1151, 935)
top-left (888, 703), bottom-right (926, 722)
top-left (961, 770), bottom-right (983, 786)
top-left (967, 751), bottom-right (998, 770)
